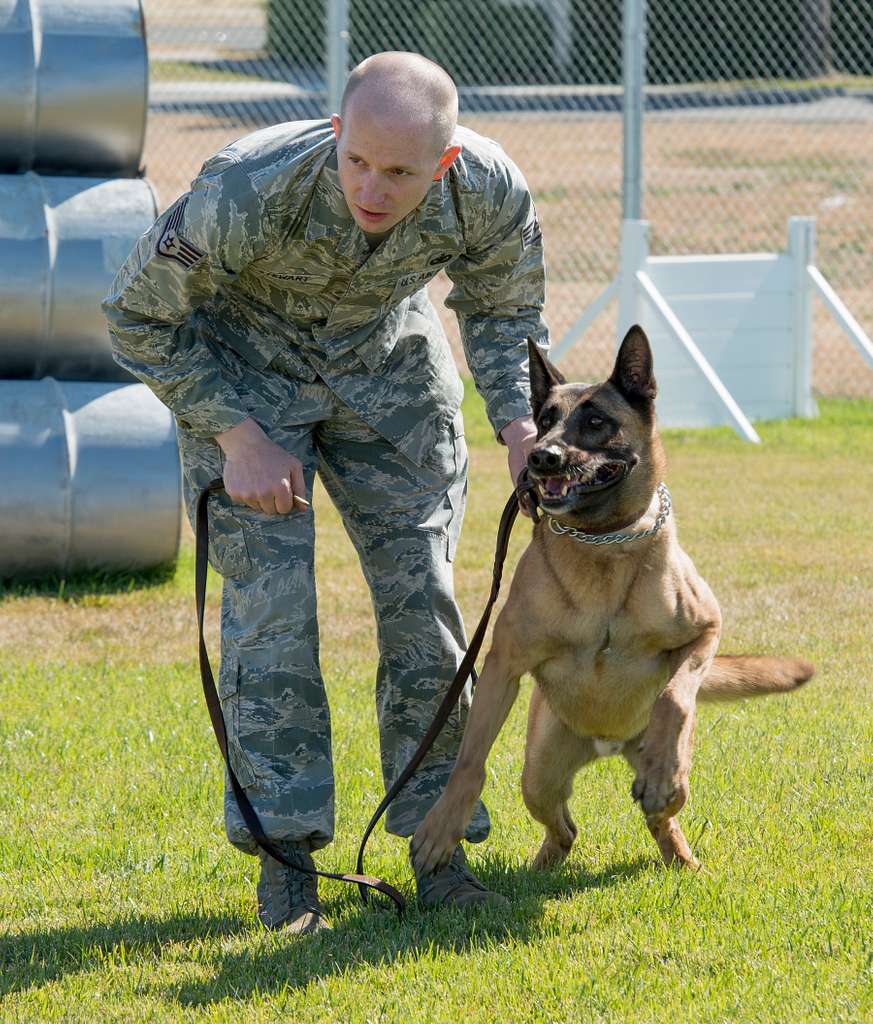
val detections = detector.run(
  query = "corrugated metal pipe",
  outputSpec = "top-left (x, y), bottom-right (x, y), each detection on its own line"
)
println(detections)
top-left (0, 173), bottom-right (158, 381)
top-left (0, 0), bottom-right (148, 177)
top-left (0, 379), bottom-right (181, 577)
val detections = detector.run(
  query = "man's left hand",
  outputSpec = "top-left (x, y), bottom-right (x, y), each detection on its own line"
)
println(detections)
top-left (499, 415), bottom-right (538, 516)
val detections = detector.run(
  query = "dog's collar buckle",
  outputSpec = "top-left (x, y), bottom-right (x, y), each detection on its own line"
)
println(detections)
top-left (547, 483), bottom-right (672, 546)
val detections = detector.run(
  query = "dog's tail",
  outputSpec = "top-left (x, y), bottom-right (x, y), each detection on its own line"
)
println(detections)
top-left (698, 655), bottom-right (814, 703)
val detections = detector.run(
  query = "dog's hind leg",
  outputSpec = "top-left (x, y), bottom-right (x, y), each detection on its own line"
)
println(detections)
top-left (523, 686), bottom-right (596, 870)
top-left (621, 736), bottom-right (699, 870)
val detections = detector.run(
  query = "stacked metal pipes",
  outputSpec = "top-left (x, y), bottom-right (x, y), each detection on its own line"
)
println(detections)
top-left (0, 0), bottom-right (181, 576)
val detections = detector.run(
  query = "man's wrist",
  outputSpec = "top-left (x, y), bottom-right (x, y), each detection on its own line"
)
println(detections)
top-left (215, 416), bottom-right (267, 456)
top-left (499, 414), bottom-right (537, 447)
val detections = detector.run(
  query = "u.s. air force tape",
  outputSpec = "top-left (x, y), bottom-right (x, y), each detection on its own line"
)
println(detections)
top-left (522, 216), bottom-right (542, 249)
top-left (156, 197), bottom-right (206, 269)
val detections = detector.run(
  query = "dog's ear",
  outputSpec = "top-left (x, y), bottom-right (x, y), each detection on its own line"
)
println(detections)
top-left (610, 325), bottom-right (657, 404)
top-left (528, 339), bottom-right (566, 417)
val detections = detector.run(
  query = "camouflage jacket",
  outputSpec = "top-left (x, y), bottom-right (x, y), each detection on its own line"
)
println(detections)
top-left (102, 119), bottom-right (548, 466)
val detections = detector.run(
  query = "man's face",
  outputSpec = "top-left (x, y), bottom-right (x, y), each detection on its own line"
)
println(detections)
top-left (332, 102), bottom-right (458, 240)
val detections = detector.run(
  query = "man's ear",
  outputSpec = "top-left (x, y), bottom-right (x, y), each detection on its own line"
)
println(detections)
top-left (610, 325), bottom-right (657, 404)
top-left (528, 339), bottom-right (565, 418)
top-left (331, 114), bottom-right (341, 140)
top-left (433, 144), bottom-right (461, 181)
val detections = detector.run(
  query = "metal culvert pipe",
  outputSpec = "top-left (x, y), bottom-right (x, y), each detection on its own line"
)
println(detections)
top-left (0, 379), bottom-right (181, 577)
top-left (0, 173), bottom-right (158, 381)
top-left (0, 0), bottom-right (148, 177)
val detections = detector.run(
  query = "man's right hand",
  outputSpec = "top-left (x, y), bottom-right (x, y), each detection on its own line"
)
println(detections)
top-left (214, 417), bottom-right (308, 515)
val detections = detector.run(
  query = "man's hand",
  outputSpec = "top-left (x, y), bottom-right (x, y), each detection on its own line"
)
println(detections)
top-left (499, 415), bottom-right (538, 515)
top-left (215, 417), bottom-right (309, 515)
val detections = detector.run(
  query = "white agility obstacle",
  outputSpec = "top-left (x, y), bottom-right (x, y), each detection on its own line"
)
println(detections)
top-left (552, 216), bottom-right (873, 442)
top-left (551, 0), bottom-right (873, 443)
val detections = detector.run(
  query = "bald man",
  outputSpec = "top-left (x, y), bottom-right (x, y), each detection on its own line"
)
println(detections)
top-left (103, 52), bottom-right (547, 933)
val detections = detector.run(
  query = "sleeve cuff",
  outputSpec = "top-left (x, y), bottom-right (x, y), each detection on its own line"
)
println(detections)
top-left (172, 391), bottom-right (253, 438)
top-left (488, 391), bottom-right (535, 444)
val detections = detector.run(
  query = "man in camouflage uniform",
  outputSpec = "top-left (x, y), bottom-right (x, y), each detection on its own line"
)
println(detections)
top-left (103, 52), bottom-right (546, 934)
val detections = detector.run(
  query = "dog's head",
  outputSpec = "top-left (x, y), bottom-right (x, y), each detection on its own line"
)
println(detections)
top-left (526, 325), bottom-right (665, 530)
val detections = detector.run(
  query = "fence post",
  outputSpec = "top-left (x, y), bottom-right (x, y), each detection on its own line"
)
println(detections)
top-left (618, 219), bottom-right (647, 336)
top-left (622, 0), bottom-right (645, 222)
top-left (327, 0), bottom-right (349, 116)
top-left (550, 0), bottom-right (572, 81)
top-left (788, 217), bottom-right (818, 418)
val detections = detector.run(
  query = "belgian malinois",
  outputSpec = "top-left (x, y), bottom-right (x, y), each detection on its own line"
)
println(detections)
top-left (412, 325), bottom-right (813, 876)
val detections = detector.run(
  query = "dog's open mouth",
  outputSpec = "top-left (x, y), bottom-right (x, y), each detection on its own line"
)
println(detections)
top-left (534, 460), bottom-right (628, 504)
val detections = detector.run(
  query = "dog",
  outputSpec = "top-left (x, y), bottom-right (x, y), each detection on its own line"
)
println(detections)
top-left (412, 325), bottom-right (814, 877)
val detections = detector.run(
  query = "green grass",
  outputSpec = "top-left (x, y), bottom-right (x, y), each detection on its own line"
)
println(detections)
top-left (2, 389), bottom-right (872, 1023)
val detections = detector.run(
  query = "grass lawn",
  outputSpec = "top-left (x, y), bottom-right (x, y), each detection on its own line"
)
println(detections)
top-left (1, 387), bottom-right (871, 1023)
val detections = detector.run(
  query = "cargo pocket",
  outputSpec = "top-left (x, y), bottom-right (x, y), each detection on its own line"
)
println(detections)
top-left (446, 410), bottom-right (468, 563)
top-left (177, 429), bottom-right (253, 579)
top-left (216, 653), bottom-right (257, 789)
top-left (206, 495), bottom-right (252, 579)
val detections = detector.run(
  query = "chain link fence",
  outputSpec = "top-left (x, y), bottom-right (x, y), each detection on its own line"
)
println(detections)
top-left (143, 0), bottom-right (873, 398)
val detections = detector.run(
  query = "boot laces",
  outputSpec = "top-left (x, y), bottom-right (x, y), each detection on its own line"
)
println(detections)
top-left (438, 848), bottom-right (488, 894)
top-left (278, 848), bottom-right (320, 911)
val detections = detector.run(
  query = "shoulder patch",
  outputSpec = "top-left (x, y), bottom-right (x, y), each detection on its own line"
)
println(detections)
top-left (522, 215), bottom-right (542, 250)
top-left (156, 198), bottom-right (206, 269)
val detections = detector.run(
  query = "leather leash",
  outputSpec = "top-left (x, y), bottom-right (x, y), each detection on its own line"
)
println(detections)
top-left (354, 482), bottom-right (528, 902)
top-left (196, 479), bottom-right (406, 915)
top-left (195, 473), bottom-right (539, 917)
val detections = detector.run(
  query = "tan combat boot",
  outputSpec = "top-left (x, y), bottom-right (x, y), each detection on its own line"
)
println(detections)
top-left (412, 843), bottom-right (509, 910)
top-left (256, 843), bottom-right (331, 934)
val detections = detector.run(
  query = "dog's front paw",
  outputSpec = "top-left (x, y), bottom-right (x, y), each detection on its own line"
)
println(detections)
top-left (631, 755), bottom-right (689, 818)
top-left (412, 799), bottom-right (467, 878)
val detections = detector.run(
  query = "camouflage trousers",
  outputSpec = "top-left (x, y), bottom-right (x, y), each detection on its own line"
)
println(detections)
top-left (178, 380), bottom-right (490, 854)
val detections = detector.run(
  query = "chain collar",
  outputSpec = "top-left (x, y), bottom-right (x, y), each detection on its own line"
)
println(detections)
top-left (547, 483), bottom-right (672, 546)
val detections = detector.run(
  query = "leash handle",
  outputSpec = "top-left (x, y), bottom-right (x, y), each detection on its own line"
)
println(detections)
top-left (355, 488), bottom-right (522, 901)
top-left (195, 479), bottom-right (407, 916)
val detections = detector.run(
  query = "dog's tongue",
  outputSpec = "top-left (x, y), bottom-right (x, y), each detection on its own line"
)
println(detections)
top-left (544, 476), bottom-right (568, 496)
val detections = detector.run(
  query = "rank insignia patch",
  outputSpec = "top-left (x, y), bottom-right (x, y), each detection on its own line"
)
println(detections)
top-left (156, 198), bottom-right (205, 269)
top-left (522, 215), bottom-right (542, 249)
